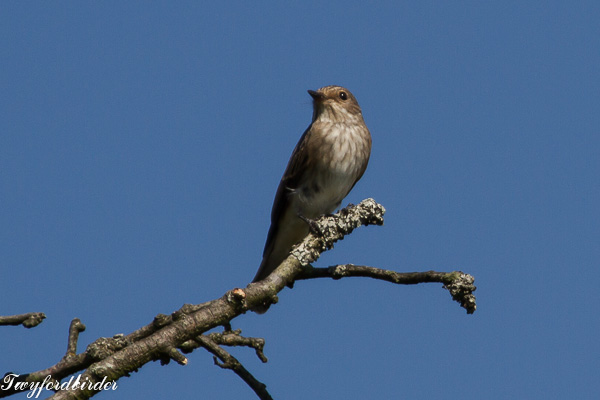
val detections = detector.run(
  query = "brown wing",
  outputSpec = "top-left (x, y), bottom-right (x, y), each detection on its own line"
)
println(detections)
top-left (263, 125), bottom-right (311, 255)
top-left (252, 125), bottom-right (313, 282)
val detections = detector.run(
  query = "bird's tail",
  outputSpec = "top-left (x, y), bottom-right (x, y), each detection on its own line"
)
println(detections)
top-left (249, 257), bottom-right (275, 313)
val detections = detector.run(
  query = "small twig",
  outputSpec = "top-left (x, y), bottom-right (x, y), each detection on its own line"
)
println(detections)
top-left (159, 347), bottom-right (188, 366)
top-left (195, 336), bottom-right (273, 400)
top-left (180, 329), bottom-right (268, 363)
top-left (0, 339), bottom-right (91, 397)
top-left (0, 313), bottom-right (46, 328)
top-left (64, 319), bottom-right (86, 358)
top-left (208, 331), bottom-right (268, 363)
top-left (298, 265), bottom-right (477, 314)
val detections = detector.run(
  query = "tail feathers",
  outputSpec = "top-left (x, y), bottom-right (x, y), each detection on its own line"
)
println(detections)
top-left (250, 257), bottom-right (274, 313)
top-left (252, 256), bottom-right (273, 283)
top-left (251, 212), bottom-right (309, 312)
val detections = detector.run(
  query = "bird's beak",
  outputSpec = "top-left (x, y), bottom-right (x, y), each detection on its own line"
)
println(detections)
top-left (307, 90), bottom-right (325, 101)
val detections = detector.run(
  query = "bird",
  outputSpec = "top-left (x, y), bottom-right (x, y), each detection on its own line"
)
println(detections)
top-left (252, 85), bottom-right (372, 292)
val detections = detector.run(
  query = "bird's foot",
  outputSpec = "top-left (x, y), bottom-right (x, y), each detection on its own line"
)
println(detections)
top-left (298, 214), bottom-right (323, 237)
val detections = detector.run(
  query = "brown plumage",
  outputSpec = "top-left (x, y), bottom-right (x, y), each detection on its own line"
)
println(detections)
top-left (252, 86), bottom-right (371, 310)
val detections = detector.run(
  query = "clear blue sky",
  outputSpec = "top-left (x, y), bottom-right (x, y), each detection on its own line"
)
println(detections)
top-left (1, 2), bottom-right (599, 399)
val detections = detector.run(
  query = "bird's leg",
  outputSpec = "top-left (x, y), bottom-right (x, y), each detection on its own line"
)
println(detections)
top-left (298, 214), bottom-right (324, 237)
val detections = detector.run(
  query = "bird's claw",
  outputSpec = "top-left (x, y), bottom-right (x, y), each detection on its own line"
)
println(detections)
top-left (298, 215), bottom-right (323, 237)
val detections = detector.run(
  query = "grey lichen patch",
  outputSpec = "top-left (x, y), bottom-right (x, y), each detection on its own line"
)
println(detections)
top-left (442, 272), bottom-right (477, 314)
top-left (291, 199), bottom-right (386, 267)
top-left (329, 264), bottom-right (350, 279)
top-left (383, 269), bottom-right (400, 283)
top-left (290, 237), bottom-right (325, 266)
top-left (86, 335), bottom-right (129, 360)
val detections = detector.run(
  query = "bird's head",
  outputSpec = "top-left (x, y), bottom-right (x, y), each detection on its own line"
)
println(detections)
top-left (308, 85), bottom-right (363, 123)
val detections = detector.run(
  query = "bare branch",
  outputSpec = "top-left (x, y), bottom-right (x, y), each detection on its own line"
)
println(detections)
top-left (195, 336), bottom-right (273, 400)
top-left (159, 347), bottom-right (188, 366)
top-left (64, 319), bottom-right (86, 358)
top-left (180, 329), bottom-right (268, 363)
top-left (298, 265), bottom-right (477, 314)
top-left (208, 331), bottom-right (268, 363)
top-left (0, 313), bottom-right (46, 328)
top-left (1, 199), bottom-right (476, 400)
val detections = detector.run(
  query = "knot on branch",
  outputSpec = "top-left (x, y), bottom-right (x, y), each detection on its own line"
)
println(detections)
top-left (153, 313), bottom-right (171, 327)
top-left (226, 288), bottom-right (248, 310)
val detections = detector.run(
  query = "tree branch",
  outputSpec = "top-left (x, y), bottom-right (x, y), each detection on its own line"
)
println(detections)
top-left (1, 199), bottom-right (476, 400)
top-left (298, 265), bottom-right (477, 314)
top-left (180, 329), bottom-right (268, 363)
top-left (64, 319), bottom-right (86, 358)
top-left (0, 313), bottom-right (46, 328)
top-left (246, 198), bottom-right (386, 311)
top-left (195, 335), bottom-right (273, 400)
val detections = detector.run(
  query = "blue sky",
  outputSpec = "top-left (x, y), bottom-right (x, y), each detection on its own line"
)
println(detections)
top-left (1, 2), bottom-right (599, 399)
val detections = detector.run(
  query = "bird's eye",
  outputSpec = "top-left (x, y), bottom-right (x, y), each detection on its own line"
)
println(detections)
top-left (339, 91), bottom-right (348, 100)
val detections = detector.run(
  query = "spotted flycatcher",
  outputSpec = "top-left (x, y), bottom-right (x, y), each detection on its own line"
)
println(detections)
top-left (252, 85), bottom-right (372, 288)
